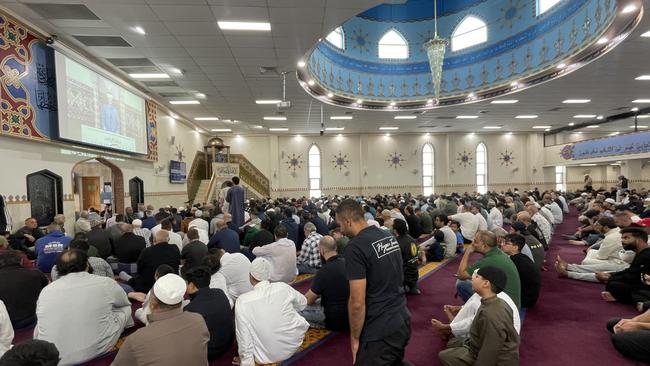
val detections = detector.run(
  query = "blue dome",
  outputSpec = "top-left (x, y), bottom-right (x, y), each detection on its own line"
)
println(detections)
top-left (297, 0), bottom-right (640, 110)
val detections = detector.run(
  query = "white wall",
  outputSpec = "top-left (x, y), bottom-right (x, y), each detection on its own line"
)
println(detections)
top-left (222, 132), bottom-right (554, 198)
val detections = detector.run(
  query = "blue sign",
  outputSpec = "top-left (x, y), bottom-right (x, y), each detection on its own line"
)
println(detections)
top-left (169, 160), bottom-right (186, 184)
top-left (562, 131), bottom-right (650, 160)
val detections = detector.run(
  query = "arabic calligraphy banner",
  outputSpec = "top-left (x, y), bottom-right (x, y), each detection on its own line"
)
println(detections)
top-left (561, 131), bottom-right (650, 160)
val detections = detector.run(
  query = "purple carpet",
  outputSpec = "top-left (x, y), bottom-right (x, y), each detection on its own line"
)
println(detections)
top-left (291, 208), bottom-right (645, 365)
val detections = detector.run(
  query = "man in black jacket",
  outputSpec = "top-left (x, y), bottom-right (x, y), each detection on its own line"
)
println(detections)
top-left (394, 219), bottom-right (420, 295)
top-left (183, 266), bottom-right (234, 361)
top-left (87, 218), bottom-right (112, 259)
top-left (0, 250), bottom-right (48, 328)
top-left (112, 224), bottom-right (146, 263)
top-left (602, 227), bottom-right (650, 304)
top-left (119, 230), bottom-right (180, 293)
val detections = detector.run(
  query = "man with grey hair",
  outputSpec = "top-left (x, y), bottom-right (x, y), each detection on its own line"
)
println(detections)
top-left (53, 214), bottom-right (66, 234)
top-left (455, 230), bottom-right (521, 309)
top-left (119, 229), bottom-right (180, 293)
top-left (208, 217), bottom-right (240, 253)
top-left (131, 219), bottom-right (151, 247)
top-left (74, 212), bottom-right (90, 234)
top-left (301, 235), bottom-right (349, 330)
top-left (297, 222), bottom-right (323, 274)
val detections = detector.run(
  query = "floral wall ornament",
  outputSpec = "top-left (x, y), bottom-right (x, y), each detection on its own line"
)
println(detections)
top-left (387, 152), bottom-right (405, 169)
top-left (331, 152), bottom-right (351, 171)
top-left (498, 149), bottom-right (516, 166)
top-left (284, 153), bottom-right (304, 172)
top-left (175, 144), bottom-right (186, 162)
top-left (457, 150), bottom-right (473, 167)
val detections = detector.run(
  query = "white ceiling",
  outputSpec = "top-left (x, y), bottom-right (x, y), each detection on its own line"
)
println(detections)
top-left (1, 0), bottom-right (650, 135)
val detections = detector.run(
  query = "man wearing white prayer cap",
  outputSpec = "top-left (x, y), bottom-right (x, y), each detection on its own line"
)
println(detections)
top-left (234, 258), bottom-right (309, 366)
top-left (112, 274), bottom-right (209, 366)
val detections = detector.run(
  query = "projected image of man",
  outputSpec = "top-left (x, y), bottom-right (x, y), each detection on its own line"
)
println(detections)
top-left (101, 93), bottom-right (120, 133)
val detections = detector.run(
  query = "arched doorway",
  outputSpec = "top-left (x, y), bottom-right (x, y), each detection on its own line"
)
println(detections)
top-left (129, 177), bottom-right (144, 211)
top-left (71, 157), bottom-right (124, 214)
top-left (26, 169), bottom-right (63, 227)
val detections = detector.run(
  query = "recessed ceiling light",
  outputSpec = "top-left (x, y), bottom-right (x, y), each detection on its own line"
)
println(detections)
top-left (256, 100), bottom-right (281, 104)
top-left (327, 93), bottom-right (334, 98)
top-left (427, 99), bottom-right (434, 104)
top-left (195, 93), bottom-right (206, 99)
top-left (579, 163), bottom-right (597, 166)
top-left (533, 125), bottom-right (552, 129)
top-left (573, 115), bottom-right (597, 118)
top-left (586, 125), bottom-right (600, 128)
top-left (297, 60), bottom-right (306, 68)
top-left (642, 30), bottom-right (650, 38)
top-left (568, 122), bottom-right (575, 126)
top-left (389, 102), bottom-right (396, 107)
top-left (217, 21), bottom-right (271, 31)
top-left (545, 128), bottom-right (551, 132)
top-left (515, 115), bottom-right (538, 119)
top-left (252, 125), bottom-right (264, 129)
top-left (597, 115), bottom-right (604, 120)
top-left (557, 63), bottom-right (567, 69)
top-left (330, 116), bottom-right (352, 120)
top-left (491, 100), bottom-right (518, 104)
top-left (194, 117), bottom-right (219, 121)
top-left (506, 132), bottom-right (513, 136)
top-left (325, 127), bottom-right (344, 131)
top-left (483, 126), bottom-right (502, 129)
top-left (638, 115), bottom-right (650, 119)
top-left (268, 128), bottom-right (289, 131)
top-left (307, 80), bottom-right (315, 86)
top-left (622, 4), bottom-right (637, 13)
top-left (379, 127), bottom-right (399, 130)
top-left (264, 116), bottom-right (287, 121)
top-left (468, 92), bottom-right (475, 98)
top-left (170, 100), bottom-right (199, 105)
top-left (563, 99), bottom-right (591, 103)
top-left (632, 99), bottom-right (650, 103)
top-left (597, 37), bottom-right (608, 44)
top-left (169, 67), bottom-right (183, 75)
top-left (129, 73), bottom-right (170, 79)
top-left (356, 99), bottom-right (363, 104)
top-left (510, 81), bottom-right (519, 87)
top-left (133, 26), bottom-right (146, 35)
top-left (635, 75), bottom-right (650, 80)
top-left (630, 125), bottom-right (649, 128)
top-left (211, 128), bottom-right (231, 132)
top-left (395, 115), bottom-right (417, 120)
top-left (456, 115), bottom-right (478, 119)
top-left (632, 107), bottom-right (640, 112)
top-left (468, 132), bottom-right (476, 136)
top-left (610, 132), bottom-right (620, 136)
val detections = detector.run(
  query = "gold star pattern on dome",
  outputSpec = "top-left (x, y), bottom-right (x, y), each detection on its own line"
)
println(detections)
top-left (499, 149), bottom-right (516, 166)
top-left (331, 152), bottom-right (351, 171)
top-left (285, 153), bottom-right (304, 172)
top-left (387, 152), bottom-right (405, 169)
top-left (497, 0), bottom-right (525, 29)
top-left (457, 150), bottom-right (473, 167)
top-left (351, 27), bottom-right (371, 54)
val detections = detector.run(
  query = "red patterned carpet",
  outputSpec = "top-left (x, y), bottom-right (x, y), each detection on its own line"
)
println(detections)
top-left (12, 209), bottom-right (646, 365)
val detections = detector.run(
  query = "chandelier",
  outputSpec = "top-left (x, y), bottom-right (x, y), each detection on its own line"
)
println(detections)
top-left (423, 0), bottom-right (447, 103)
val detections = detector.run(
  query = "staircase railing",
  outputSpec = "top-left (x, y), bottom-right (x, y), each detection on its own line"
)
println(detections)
top-left (187, 151), bottom-right (207, 203)
top-left (229, 154), bottom-right (270, 197)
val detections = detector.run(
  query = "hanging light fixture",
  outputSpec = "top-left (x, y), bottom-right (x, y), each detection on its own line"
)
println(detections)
top-left (423, 0), bottom-right (447, 104)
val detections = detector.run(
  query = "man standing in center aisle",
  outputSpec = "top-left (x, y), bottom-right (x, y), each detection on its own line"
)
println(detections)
top-left (226, 176), bottom-right (245, 232)
top-left (336, 199), bottom-right (411, 365)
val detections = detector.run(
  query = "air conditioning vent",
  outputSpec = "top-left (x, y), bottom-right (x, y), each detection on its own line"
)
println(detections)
top-left (74, 36), bottom-right (131, 47)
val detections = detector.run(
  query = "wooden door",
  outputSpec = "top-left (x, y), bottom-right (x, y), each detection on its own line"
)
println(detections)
top-left (81, 177), bottom-right (101, 211)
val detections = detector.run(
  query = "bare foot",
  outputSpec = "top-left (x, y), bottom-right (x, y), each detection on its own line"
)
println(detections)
top-left (232, 356), bottom-right (241, 365)
top-left (568, 240), bottom-right (586, 246)
top-left (601, 291), bottom-right (617, 302)
top-left (555, 256), bottom-right (568, 277)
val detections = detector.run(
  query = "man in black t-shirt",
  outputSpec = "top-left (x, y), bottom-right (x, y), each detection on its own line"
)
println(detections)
top-left (501, 233), bottom-right (540, 309)
top-left (393, 219), bottom-right (420, 295)
top-left (302, 235), bottom-right (349, 331)
top-left (337, 199), bottom-right (410, 365)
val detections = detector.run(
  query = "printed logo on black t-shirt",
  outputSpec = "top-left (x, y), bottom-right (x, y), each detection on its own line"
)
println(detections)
top-left (371, 236), bottom-right (401, 259)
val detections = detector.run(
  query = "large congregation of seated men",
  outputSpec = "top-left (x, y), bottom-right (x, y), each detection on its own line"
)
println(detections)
top-left (1, 175), bottom-right (650, 365)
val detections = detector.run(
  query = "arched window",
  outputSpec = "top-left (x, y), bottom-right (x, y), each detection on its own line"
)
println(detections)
top-left (476, 143), bottom-right (487, 194)
top-left (378, 29), bottom-right (409, 59)
top-left (308, 144), bottom-right (322, 198)
top-left (537, 0), bottom-right (562, 15)
top-left (326, 26), bottom-right (345, 50)
top-left (451, 16), bottom-right (487, 52)
top-left (422, 143), bottom-right (434, 196)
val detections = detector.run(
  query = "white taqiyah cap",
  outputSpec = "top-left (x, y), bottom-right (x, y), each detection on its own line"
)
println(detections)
top-left (153, 274), bottom-right (186, 305)
top-left (250, 257), bottom-right (271, 281)
top-left (132, 219), bottom-right (142, 227)
top-left (605, 198), bottom-right (616, 204)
